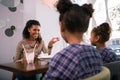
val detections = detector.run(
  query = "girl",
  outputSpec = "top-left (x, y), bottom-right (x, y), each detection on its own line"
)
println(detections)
top-left (90, 22), bottom-right (117, 63)
top-left (43, 0), bottom-right (102, 80)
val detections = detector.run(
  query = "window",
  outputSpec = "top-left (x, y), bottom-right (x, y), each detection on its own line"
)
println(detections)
top-left (75, 0), bottom-right (120, 55)
top-left (107, 0), bottom-right (120, 54)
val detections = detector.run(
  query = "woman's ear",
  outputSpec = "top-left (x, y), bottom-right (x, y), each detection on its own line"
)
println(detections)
top-left (28, 28), bottom-right (30, 32)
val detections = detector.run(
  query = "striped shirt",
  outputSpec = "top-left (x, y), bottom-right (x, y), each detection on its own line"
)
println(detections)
top-left (43, 44), bottom-right (102, 80)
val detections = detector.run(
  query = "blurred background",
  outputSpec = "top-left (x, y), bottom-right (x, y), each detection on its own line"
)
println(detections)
top-left (0, 0), bottom-right (120, 79)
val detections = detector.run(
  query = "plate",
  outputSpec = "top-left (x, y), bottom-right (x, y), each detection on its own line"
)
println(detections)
top-left (38, 54), bottom-right (53, 59)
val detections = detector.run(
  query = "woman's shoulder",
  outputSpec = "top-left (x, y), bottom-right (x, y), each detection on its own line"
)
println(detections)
top-left (17, 39), bottom-right (27, 46)
top-left (18, 39), bottom-right (25, 43)
top-left (38, 40), bottom-right (45, 45)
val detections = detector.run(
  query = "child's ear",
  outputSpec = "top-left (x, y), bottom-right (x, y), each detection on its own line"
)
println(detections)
top-left (95, 35), bottom-right (100, 42)
top-left (60, 22), bottom-right (65, 32)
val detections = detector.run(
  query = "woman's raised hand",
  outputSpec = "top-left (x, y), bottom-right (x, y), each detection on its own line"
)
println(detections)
top-left (48, 37), bottom-right (60, 48)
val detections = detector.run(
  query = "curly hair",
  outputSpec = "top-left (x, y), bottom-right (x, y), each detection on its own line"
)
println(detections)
top-left (56, 0), bottom-right (94, 33)
top-left (92, 22), bottom-right (111, 43)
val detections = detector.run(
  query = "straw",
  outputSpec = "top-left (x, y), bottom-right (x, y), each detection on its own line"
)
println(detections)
top-left (22, 44), bottom-right (27, 53)
top-left (15, 59), bottom-right (23, 63)
top-left (33, 44), bottom-right (37, 52)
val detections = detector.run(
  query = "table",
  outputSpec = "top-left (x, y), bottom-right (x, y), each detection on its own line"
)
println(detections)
top-left (0, 58), bottom-right (50, 77)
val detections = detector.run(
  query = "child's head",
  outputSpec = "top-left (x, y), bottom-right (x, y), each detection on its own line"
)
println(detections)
top-left (56, 0), bottom-right (94, 43)
top-left (90, 22), bottom-right (111, 46)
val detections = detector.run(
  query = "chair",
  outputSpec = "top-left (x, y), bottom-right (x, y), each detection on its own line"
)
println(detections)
top-left (84, 66), bottom-right (110, 80)
top-left (104, 60), bottom-right (120, 80)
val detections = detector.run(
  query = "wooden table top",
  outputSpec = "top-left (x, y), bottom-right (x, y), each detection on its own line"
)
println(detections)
top-left (0, 58), bottom-right (50, 76)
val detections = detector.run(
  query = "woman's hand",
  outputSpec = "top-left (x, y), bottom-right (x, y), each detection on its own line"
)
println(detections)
top-left (15, 58), bottom-right (25, 63)
top-left (48, 37), bottom-right (60, 49)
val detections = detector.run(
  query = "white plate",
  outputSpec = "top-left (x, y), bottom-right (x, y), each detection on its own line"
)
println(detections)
top-left (38, 53), bottom-right (53, 59)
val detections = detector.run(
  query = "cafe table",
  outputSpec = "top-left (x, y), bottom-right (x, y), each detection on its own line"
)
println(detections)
top-left (0, 58), bottom-right (50, 77)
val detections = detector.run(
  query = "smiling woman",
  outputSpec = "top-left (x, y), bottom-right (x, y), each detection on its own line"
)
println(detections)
top-left (14, 19), bottom-right (59, 62)
top-left (13, 19), bottom-right (59, 80)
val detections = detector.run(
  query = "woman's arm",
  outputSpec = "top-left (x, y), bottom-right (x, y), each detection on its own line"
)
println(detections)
top-left (42, 37), bottom-right (59, 55)
top-left (13, 41), bottom-right (23, 62)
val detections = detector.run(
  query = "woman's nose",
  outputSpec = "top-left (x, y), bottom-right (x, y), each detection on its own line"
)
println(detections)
top-left (35, 30), bottom-right (39, 34)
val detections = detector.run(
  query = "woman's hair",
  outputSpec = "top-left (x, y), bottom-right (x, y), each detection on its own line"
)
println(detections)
top-left (22, 20), bottom-right (42, 43)
top-left (92, 22), bottom-right (111, 43)
top-left (56, 0), bottom-right (94, 33)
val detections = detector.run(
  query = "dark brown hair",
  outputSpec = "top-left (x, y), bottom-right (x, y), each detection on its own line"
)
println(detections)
top-left (22, 20), bottom-right (42, 43)
top-left (56, 0), bottom-right (94, 33)
top-left (92, 22), bottom-right (111, 43)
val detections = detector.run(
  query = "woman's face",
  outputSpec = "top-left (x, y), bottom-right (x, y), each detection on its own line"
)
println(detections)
top-left (28, 25), bottom-right (40, 40)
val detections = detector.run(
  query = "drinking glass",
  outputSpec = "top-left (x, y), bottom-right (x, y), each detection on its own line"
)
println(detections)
top-left (25, 52), bottom-right (35, 64)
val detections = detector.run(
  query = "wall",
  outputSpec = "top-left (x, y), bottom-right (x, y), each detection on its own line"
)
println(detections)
top-left (0, 1), bottom-right (23, 80)
top-left (0, 0), bottom-right (65, 79)
top-left (35, 0), bottom-right (66, 55)
top-left (24, 0), bottom-right (66, 56)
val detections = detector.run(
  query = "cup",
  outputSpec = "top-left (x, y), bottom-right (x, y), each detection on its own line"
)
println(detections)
top-left (22, 44), bottom-right (36, 64)
top-left (26, 63), bottom-right (35, 70)
top-left (25, 52), bottom-right (35, 64)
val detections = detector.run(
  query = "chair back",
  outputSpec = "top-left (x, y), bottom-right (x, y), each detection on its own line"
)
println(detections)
top-left (84, 66), bottom-right (110, 80)
top-left (104, 61), bottom-right (120, 80)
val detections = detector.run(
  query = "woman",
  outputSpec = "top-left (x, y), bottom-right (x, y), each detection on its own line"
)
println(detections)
top-left (14, 19), bottom-right (59, 80)
top-left (14, 19), bottom-right (59, 62)
top-left (90, 22), bottom-right (117, 63)
top-left (43, 0), bottom-right (102, 80)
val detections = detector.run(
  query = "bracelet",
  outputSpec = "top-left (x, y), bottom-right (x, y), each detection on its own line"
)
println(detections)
top-left (48, 46), bottom-right (52, 48)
